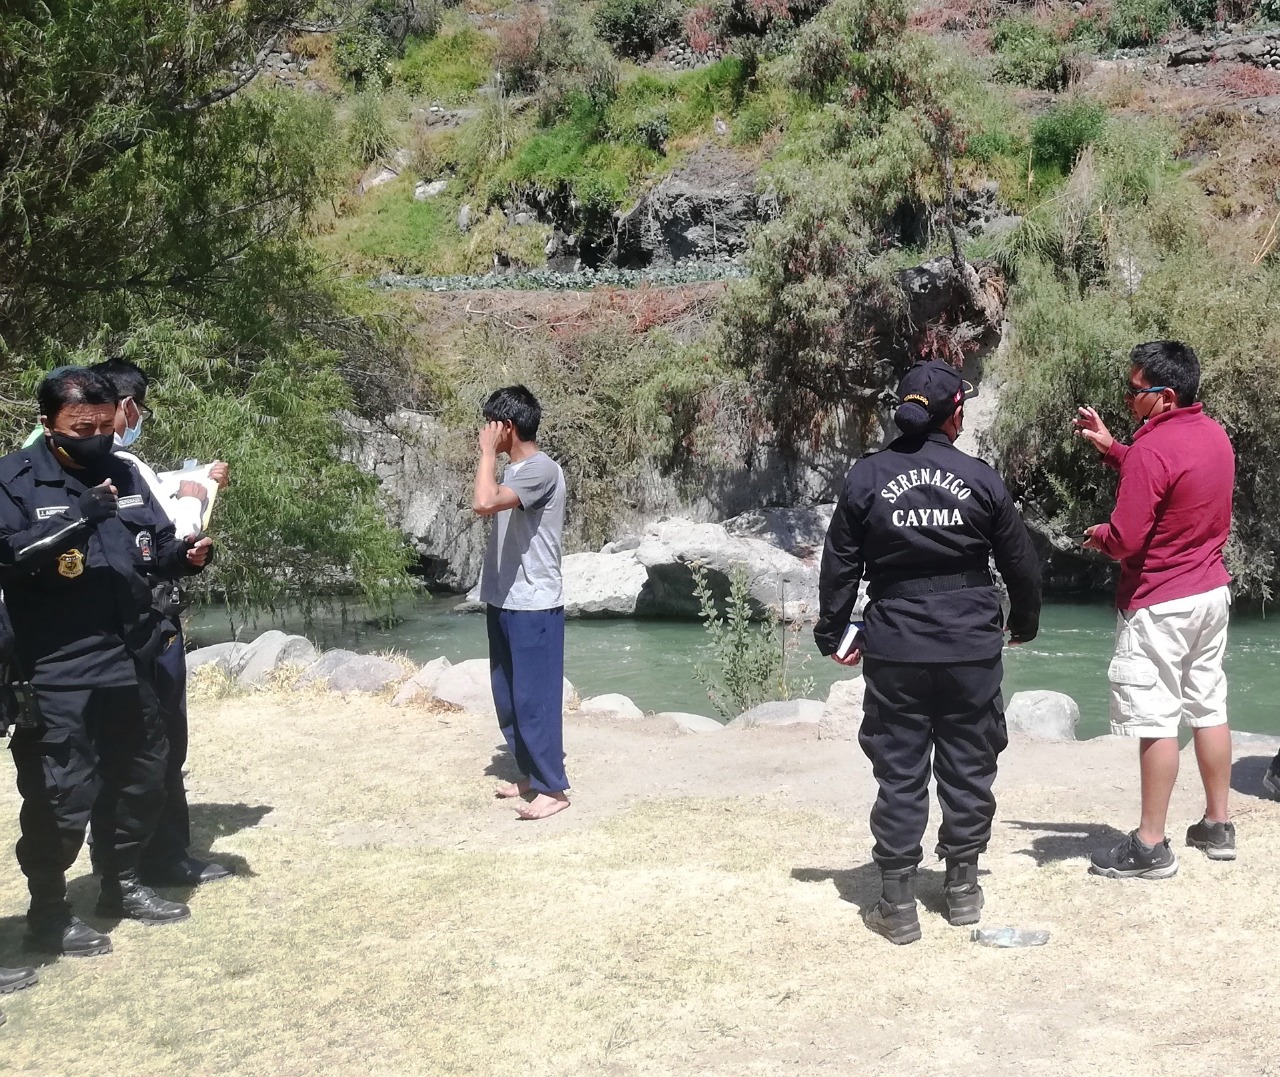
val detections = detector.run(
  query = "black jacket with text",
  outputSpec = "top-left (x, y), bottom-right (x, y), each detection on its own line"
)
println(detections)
top-left (0, 438), bottom-right (199, 687)
top-left (815, 430), bottom-right (1041, 664)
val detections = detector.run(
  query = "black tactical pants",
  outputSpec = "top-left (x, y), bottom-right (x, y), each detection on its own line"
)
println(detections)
top-left (859, 656), bottom-right (1008, 872)
top-left (138, 629), bottom-right (191, 872)
top-left (9, 674), bottom-right (166, 912)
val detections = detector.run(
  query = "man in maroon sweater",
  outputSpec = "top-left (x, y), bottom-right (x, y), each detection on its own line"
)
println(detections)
top-left (1074, 340), bottom-right (1236, 878)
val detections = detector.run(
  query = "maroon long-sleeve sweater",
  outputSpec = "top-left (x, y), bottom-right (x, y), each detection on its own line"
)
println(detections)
top-left (1091, 403), bottom-right (1234, 611)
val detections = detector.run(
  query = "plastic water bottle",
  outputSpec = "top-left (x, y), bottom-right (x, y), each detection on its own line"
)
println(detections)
top-left (183, 458), bottom-right (199, 471)
top-left (971, 927), bottom-right (1050, 948)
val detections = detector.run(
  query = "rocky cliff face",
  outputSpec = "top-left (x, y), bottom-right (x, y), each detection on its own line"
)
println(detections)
top-left (346, 408), bottom-right (867, 593)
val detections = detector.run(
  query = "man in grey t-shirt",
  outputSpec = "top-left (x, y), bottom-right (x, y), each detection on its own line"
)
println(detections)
top-left (472, 386), bottom-right (569, 820)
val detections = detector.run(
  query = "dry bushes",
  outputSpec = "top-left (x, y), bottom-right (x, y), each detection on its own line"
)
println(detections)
top-left (1211, 61), bottom-right (1280, 99)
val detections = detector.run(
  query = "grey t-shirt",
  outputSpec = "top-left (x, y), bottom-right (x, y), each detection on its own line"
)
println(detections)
top-left (479, 451), bottom-right (566, 610)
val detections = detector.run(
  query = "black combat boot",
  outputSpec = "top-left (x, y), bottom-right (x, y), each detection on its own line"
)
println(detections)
top-left (0, 965), bottom-right (38, 994)
top-left (863, 867), bottom-right (922, 945)
top-left (97, 873), bottom-right (191, 926)
top-left (27, 911), bottom-right (113, 958)
top-left (944, 858), bottom-right (984, 926)
top-left (26, 872), bottom-right (113, 957)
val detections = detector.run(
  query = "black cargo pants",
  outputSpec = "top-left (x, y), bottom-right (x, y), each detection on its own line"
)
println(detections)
top-left (859, 656), bottom-right (1008, 872)
top-left (138, 628), bottom-right (192, 872)
top-left (9, 672), bottom-right (167, 912)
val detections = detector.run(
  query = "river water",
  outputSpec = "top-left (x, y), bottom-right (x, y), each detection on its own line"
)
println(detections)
top-left (188, 599), bottom-right (1280, 740)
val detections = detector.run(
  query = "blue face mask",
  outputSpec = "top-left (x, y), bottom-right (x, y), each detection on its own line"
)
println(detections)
top-left (113, 401), bottom-right (144, 449)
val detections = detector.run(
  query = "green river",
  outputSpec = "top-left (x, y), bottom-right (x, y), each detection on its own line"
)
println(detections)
top-left (189, 599), bottom-right (1280, 740)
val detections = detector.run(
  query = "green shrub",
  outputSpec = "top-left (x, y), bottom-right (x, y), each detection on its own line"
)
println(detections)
top-left (348, 90), bottom-right (395, 163)
top-left (1106, 0), bottom-right (1173, 47)
top-left (992, 17), bottom-right (1068, 90)
top-left (1031, 98), bottom-right (1107, 173)
top-left (1094, 117), bottom-right (1176, 203)
top-left (593, 0), bottom-right (680, 58)
top-left (690, 562), bottom-right (814, 718)
top-left (392, 20), bottom-right (495, 102)
top-left (730, 86), bottom-right (791, 145)
top-left (333, 0), bottom-right (438, 87)
top-left (1172, 0), bottom-right (1217, 30)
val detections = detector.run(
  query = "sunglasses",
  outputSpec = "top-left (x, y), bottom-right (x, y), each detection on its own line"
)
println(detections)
top-left (124, 397), bottom-right (153, 421)
top-left (1123, 384), bottom-right (1169, 399)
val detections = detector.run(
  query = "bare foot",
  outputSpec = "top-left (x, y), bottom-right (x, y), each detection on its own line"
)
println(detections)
top-left (495, 779), bottom-right (532, 799)
top-left (515, 792), bottom-right (570, 820)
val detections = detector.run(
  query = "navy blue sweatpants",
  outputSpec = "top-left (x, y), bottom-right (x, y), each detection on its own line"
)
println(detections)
top-left (486, 605), bottom-right (568, 794)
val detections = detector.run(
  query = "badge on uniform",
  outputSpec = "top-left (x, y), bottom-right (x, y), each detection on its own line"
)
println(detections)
top-left (57, 549), bottom-right (84, 578)
top-left (135, 530), bottom-right (153, 561)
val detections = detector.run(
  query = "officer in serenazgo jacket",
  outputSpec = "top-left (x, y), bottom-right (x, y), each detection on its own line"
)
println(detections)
top-left (0, 366), bottom-right (213, 958)
top-left (816, 359), bottom-right (1041, 945)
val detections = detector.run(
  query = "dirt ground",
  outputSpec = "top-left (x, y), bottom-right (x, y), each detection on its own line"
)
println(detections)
top-left (1, 689), bottom-right (1278, 1075)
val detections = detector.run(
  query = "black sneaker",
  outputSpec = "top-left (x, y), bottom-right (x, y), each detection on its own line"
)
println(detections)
top-left (1089, 830), bottom-right (1178, 880)
top-left (1263, 759), bottom-right (1280, 800)
top-left (863, 900), bottom-right (922, 945)
top-left (1186, 817), bottom-right (1236, 861)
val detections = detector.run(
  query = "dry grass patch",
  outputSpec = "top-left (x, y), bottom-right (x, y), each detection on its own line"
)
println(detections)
top-left (2, 694), bottom-right (1279, 1074)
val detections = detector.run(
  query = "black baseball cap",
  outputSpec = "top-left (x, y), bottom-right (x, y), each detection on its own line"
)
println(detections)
top-left (893, 360), bottom-right (977, 435)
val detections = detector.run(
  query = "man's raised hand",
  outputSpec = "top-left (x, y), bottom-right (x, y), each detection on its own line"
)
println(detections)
top-left (1073, 406), bottom-right (1114, 455)
top-left (478, 421), bottom-right (504, 455)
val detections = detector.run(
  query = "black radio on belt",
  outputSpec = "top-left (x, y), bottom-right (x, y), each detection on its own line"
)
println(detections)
top-left (0, 677), bottom-right (40, 736)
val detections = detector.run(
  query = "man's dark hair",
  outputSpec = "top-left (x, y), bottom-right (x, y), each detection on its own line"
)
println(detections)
top-left (482, 385), bottom-right (542, 441)
top-left (91, 358), bottom-right (149, 406)
top-left (37, 366), bottom-right (118, 421)
top-left (1130, 340), bottom-right (1200, 407)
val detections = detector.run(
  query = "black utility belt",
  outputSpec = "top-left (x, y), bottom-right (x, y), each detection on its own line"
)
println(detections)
top-left (871, 569), bottom-right (993, 601)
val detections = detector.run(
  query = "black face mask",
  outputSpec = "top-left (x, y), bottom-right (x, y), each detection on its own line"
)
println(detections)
top-left (50, 432), bottom-right (114, 469)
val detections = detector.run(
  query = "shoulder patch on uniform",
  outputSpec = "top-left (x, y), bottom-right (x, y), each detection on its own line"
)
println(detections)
top-left (117, 495), bottom-right (144, 509)
top-left (36, 505), bottom-right (68, 520)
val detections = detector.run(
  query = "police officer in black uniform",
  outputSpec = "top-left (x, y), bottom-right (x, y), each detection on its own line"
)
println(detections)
top-left (0, 367), bottom-right (213, 957)
top-left (0, 602), bottom-right (39, 1022)
top-left (815, 359), bottom-right (1041, 945)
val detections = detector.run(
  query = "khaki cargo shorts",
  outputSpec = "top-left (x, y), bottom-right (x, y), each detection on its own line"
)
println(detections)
top-left (1108, 586), bottom-right (1230, 739)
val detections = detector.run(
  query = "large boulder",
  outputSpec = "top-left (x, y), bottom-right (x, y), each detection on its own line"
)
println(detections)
top-left (237, 631), bottom-right (320, 687)
top-left (298, 649), bottom-right (362, 685)
top-left (428, 658), bottom-right (495, 715)
top-left (819, 678), bottom-right (866, 741)
top-left (635, 517), bottom-right (819, 621)
top-left (392, 656), bottom-right (453, 707)
top-left (297, 649), bottom-right (408, 693)
top-left (723, 506), bottom-right (834, 559)
top-left (1005, 690), bottom-right (1079, 741)
top-left (186, 641), bottom-right (248, 677)
top-left (562, 551), bottom-right (652, 617)
top-left (661, 711), bottom-right (724, 733)
top-left (728, 699), bottom-right (824, 729)
top-left (579, 693), bottom-right (644, 720)
top-left (322, 654), bottom-right (409, 694)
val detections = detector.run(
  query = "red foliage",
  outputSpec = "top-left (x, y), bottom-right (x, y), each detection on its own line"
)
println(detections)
top-left (1213, 61), bottom-right (1280, 100)
top-left (748, 0), bottom-right (792, 18)
top-left (685, 4), bottom-right (719, 54)
top-left (908, 0), bottom-right (994, 33)
top-left (495, 8), bottom-right (545, 89)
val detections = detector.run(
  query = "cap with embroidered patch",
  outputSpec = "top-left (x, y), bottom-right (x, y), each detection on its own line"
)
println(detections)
top-left (893, 360), bottom-right (977, 435)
